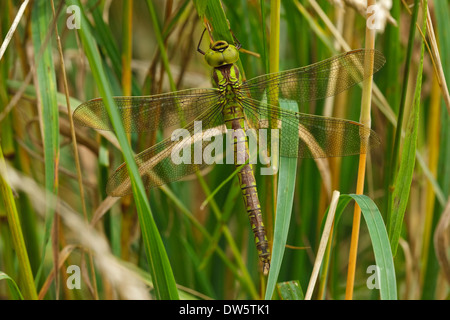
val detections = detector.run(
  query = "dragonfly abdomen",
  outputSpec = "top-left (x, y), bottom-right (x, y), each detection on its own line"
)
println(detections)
top-left (237, 165), bottom-right (271, 275)
top-left (223, 101), bottom-right (271, 275)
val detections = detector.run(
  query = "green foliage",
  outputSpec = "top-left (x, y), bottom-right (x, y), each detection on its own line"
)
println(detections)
top-left (276, 280), bottom-right (304, 300)
top-left (0, 0), bottom-right (448, 301)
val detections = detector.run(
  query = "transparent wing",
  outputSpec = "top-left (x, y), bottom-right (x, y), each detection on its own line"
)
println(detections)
top-left (73, 88), bottom-right (220, 132)
top-left (106, 103), bottom-right (227, 196)
top-left (242, 97), bottom-right (380, 159)
top-left (241, 49), bottom-right (385, 104)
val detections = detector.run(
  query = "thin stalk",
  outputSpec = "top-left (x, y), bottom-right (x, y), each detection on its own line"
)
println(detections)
top-left (421, 74), bottom-right (441, 284)
top-left (122, 0), bottom-right (133, 143)
top-left (121, 0), bottom-right (133, 97)
top-left (345, 0), bottom-right (376, 300)
top-left (268, 0), bottom-right (280, 244)
top-left (425, 6), bottom-right (450, 116)
top-left (269, 0), bottom-right (280, 75)
top-left (305, 191), bottom-right (340, 300)
top-left (119, 0), bottom-right (134, 261)
top-left (260, 0), bottom-right (269, 74)
top-left (0, 0), bottom-right (29, 60)
top-left (50, 0), bottom-right (98, 300)
top-left (146, 0), bottom-right (176, 92)
top-left (345, 153), bottom-right (367, 300)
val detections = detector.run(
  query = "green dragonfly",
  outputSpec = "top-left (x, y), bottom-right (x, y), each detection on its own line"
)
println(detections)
top-left (73, 36), bottom-right (385, 275)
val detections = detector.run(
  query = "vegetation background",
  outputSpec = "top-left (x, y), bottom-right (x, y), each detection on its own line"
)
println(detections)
top-left (0, 0), bottom-right (449, 300)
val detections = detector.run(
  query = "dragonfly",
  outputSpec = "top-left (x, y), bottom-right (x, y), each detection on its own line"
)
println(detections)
top-left (73, 34), bottom-right (385, 275)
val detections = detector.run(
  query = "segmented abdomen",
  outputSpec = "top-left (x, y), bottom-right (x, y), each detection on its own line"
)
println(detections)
top-left (223, 102), bottom-right (271, 275)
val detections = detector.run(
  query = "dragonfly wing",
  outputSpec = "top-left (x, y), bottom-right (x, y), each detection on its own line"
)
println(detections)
top-left (241, 49), bottom-right (385, 103)
top-left (107, 103), bottom-right (226, 196)
top-left (73, 88), bottom-right (220, 132)
top-left (242, 98), bottom-right (380, 159)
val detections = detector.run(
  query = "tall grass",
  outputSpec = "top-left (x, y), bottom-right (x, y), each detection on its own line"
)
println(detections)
top-left (0, 0), bottom-right (448, 300)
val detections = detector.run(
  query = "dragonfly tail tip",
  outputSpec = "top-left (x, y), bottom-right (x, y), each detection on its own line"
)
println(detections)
top-left (263, 262), bottom-right (270, 276)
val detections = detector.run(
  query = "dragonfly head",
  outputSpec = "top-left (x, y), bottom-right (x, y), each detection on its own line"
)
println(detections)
top-left (205, 40), bottom-right (240, 67)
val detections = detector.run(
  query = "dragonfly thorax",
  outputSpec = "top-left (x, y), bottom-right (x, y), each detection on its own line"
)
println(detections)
top-left (212, 63), bottom-right (242, 102)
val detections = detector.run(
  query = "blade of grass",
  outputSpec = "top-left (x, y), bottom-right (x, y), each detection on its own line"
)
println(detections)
top-left (0, 147), bottom-right (37, 299)
top-left (381, 0), bottom-right (401, 216)
top-left (265, 99), bottom-right (299, 300)
top-left (265, 153), bottom-right (297, 299)
top-left (193, 0), bottom-right (208, 18)
top-left (0, 271), bottom-right (24, 300)
top-left (276, 280), bottom-right (304, 300)
top-left (267, 1), bottom-right (280, 268)
top-left (320, 194), bottom-right (397, 299)
top-left (204, 0), bottom-right (234, 44)
top-left (346, 194), bottom-right (397, 300)
top-left (386, 0), bottom-right (420, 236)
top-left (30, 0), bottom-right (60, 287)
top-left (388, 0), bottom-right (427, 256)
top-left (68, 0), bottom-right (179, 300)
top-left (0, 0), bottom-right (15, 157)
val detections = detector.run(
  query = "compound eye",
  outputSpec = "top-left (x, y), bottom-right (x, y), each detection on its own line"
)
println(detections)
top-left (205, 50), bottom-right (225, 67)
top-left (222, 45), bottom-right (239, 65)
top-left (204, 45), bottom-right (239, 67)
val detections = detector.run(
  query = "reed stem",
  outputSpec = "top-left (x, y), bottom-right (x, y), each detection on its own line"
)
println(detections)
top-left (345, 0), bottom-right (376, 300)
